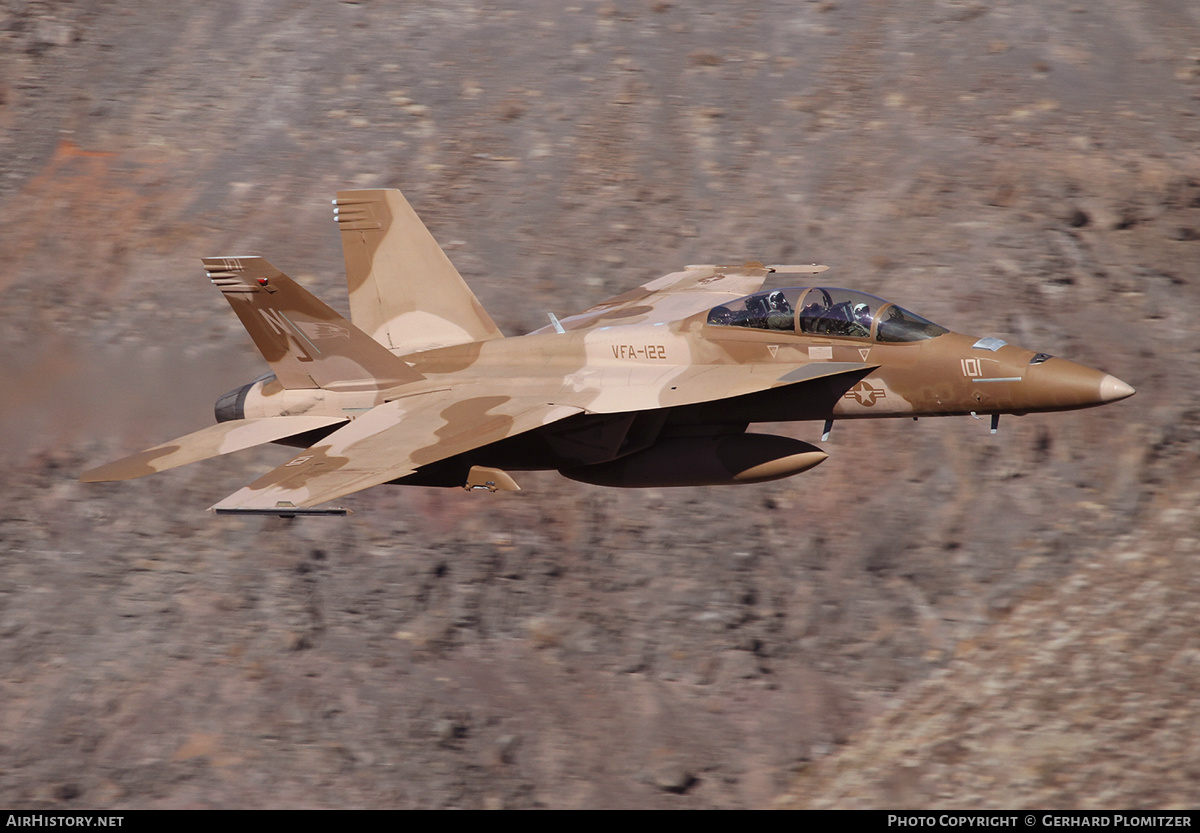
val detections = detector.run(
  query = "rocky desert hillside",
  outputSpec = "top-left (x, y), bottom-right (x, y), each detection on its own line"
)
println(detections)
top-left (1, 0), bottom-right (1197, 808)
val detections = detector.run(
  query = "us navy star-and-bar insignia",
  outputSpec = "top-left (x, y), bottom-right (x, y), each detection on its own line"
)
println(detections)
top-left (844, 381), bottom-right (886, 406)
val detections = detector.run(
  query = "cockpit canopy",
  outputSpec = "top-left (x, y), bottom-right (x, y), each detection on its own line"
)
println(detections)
top-left (706, 287), bottom-right (948, 343)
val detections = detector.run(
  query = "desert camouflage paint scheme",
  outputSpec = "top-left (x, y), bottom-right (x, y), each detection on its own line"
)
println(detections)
top-left (81, 189), bottom-right (1134, 515)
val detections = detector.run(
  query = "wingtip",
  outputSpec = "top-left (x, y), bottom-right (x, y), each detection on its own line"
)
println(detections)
top-left (78, 459), bottom-right (148, 483)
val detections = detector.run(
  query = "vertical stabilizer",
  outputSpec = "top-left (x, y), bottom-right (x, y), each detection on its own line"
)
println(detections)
top-left (335, 189), bottom-right (504, 354)
top-left (202, 256), bottom-right (424, 390)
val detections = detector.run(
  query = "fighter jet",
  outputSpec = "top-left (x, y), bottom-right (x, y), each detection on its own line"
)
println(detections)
top-left (81, 189), bottom-right (1135, 515)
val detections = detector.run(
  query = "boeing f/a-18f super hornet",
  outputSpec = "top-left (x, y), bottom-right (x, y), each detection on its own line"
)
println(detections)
top-left (82, 189), bottom-right (1134, 515)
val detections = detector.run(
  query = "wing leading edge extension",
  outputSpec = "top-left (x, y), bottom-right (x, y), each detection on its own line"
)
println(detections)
top-left (652, 360), bottom-right (876, 410)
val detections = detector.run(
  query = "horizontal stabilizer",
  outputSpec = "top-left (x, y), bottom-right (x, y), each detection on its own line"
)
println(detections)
top-left (80, 416), bottom-right (348, 482)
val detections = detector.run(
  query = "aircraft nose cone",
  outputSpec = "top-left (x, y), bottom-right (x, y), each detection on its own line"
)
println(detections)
top-left (1099, 374), bottom-right (1135, 403)
top-left (1020, 358), bottom-right (1135, 412)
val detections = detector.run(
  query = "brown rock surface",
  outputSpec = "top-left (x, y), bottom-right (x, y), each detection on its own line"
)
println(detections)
top-left (0, 0), bottom-right (1196, 809)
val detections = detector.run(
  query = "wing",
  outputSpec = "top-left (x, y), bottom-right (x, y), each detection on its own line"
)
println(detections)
top-left (80, 416), bottom-right (348, 482)
top-left (532, 262), bottom-right (829, 333)
top-left (206, 362), bottom-right (871, 511)
top-left (210, 389), bottom-right (583, 512)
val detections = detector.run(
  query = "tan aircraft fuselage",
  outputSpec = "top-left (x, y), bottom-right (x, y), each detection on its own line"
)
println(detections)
top-left (82, 189), bottom-right (1133, 513)
top-left (234, 311), bottom-right (1128, 449)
